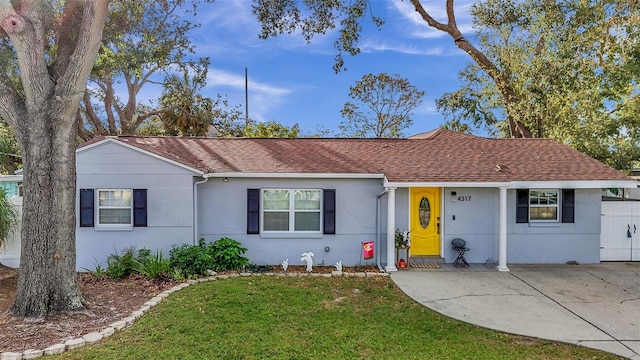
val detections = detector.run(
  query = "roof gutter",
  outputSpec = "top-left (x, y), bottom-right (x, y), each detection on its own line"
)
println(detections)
top-left (385, 180), bottom-right (638, 189)
top-left (193, 177), bottom-right (209, 245)
top-left (376, 189), bottom-right (389, 273)
top-left (204, 172), bottom-right (385, 180)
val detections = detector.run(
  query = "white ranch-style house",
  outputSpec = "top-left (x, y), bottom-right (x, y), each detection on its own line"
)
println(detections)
top-left (1, 129), bottom-right (636, 271)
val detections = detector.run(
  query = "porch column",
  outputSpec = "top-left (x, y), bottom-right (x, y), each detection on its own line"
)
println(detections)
top-left (386, 187), bottom-right (398, 272)
top-left (497, 187), bottom-right (509, 272)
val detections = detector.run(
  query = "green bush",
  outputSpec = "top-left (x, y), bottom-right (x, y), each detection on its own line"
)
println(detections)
top-left (106, 246), bottom-right (140, 279)
top-left (169, 240), bottom-right (212, 278)
top-left (136, 249), bottom-right (170, 279)
top-left (208, 237), bottom-right (249, 271)
top-left (168, 237), bottom-right (250, 276)
top-left (106, 255), bottom-right (127, 279)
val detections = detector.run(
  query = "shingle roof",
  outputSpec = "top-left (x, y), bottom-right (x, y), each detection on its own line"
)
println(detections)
top-left (92, 129), bottom-right (632, 183)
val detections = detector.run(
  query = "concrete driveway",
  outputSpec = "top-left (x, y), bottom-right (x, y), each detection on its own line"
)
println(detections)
top-left (391, 262), bottom-right (640, 359)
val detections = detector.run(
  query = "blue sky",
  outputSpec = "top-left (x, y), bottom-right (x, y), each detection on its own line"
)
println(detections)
top-left (185, 0), bottom-right (478, 137)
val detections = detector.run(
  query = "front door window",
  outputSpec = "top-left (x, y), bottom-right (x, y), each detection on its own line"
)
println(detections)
top-left (419, 196), bottom-right (430, 229)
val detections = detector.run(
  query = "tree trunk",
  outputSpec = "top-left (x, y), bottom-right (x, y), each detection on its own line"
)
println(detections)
top-left (0, 0), bottom-right (109, 320)
top-left (10, 109), bottom-right (83, 319)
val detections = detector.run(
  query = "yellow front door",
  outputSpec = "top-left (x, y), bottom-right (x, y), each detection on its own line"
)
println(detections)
top-left (410, 188), bottom-right (441, 256)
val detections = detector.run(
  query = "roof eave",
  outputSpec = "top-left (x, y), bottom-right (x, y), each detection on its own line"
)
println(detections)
top-left (204, 172), bottom-right (386, 179)
top-left (385, 180), bottom-right (638, 189)
top-left (77, 137), bottom-right (205, 176)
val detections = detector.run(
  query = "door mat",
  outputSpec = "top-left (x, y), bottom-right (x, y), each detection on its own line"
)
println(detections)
top-left (410, 263), bottom-right (440, 269)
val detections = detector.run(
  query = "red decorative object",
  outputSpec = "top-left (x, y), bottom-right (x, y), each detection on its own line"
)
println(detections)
top-left (398, 258), bottom-right (406, 268)
top-left (362, 241), bottom-right (374, 260)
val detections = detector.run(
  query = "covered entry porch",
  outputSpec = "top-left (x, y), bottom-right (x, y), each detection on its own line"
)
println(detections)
top-left (381, 183), bottom-right (510, 272)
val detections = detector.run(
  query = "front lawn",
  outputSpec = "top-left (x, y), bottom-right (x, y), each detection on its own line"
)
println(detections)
top-left (58, 276), bottom-right (620, 359)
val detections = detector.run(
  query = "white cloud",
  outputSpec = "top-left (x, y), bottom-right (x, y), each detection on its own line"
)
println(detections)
top-left (205, 68), bottom-right (293, 122)
top-left (198, 0), bottom-right (256, 33)
top-left (207, 69), bottom-right (290, 96)
top-left (360, 40), bottom-right (444, 56)
top-left (194, 0), bottom-right (335, 57)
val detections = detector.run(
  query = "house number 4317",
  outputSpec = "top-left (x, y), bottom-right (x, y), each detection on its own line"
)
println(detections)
top-left (457, 195), bottom-right (471, 202)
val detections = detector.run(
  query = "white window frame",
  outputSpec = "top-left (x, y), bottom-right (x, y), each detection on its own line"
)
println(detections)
top-left (261, 189), bottom-right (323, 234)
top-left (96, 189), bottom-right (133, 230)
top-left (529, 189), bottom-right (560, 222)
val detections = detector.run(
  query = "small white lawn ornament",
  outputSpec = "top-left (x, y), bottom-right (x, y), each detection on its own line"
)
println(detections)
top-left (403, 231), bottom-right (410, 247)
top-left (281, 259), bottom-right (289, 272)
top-left (300, 252), bottom-right (314, 272)
top-left (335, 260), bottom-right (343, 272)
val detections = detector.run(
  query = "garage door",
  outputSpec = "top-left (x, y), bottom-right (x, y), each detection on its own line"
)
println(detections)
top-left (601, 201), bottom-right (640, 261)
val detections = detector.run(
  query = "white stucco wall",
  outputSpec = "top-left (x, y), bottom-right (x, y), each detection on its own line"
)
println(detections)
top-left (507, 189), bottom-right (602, 264)
top-left (439, 188), bottom-right (602, 264)
top-left (197, 177), bottom-right (385, 267)
top-left (75, 141), bottom-right (198, 271)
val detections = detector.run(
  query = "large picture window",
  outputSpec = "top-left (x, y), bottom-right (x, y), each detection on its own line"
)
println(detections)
top-left (262, 189), bottom-right (322, 232)
top-left (97, 189), bottom-right (133, 228)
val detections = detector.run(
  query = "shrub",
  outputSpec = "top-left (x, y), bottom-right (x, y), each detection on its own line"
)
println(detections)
top-left (208, 237), bottom-right (249, 271)
top-left (136, 249), bottom-right (170, 279)
top-left (169, 240), bottom-right (212, 278)
top-left (106, 246), bottom-right (139, 279)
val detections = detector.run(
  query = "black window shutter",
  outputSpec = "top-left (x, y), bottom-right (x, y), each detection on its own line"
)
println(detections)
top-left (323, 189), bottom-right (336, 234)
top-left (247, 189), bottom-right (260, 234)
top-left (562, 189), bottom-right (575, 223)
top-left (79, 189), bottom-right (94, 227)
top-left (133, 189), bottom-right (147, 227)
top-left (516, 189), bottom-right (529, 223)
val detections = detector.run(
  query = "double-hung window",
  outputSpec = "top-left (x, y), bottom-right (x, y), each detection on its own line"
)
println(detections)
top-left (79, 188), bottom-right (147, 229)
top-left (528, 189), bottom-right (559, 221)
top-left (262, 189), bottom-right (322, 233)
top-left (516, 189), bottom-right (574, 224)
top-left (97, 189), bottom-right (133, 229)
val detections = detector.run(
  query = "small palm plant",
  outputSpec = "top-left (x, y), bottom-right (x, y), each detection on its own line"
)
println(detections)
top-left (0, 188), bottom-right (18, 247)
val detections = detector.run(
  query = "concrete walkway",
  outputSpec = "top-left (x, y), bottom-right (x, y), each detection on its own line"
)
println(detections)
top-left (391, 262), bottom-right (640, 359)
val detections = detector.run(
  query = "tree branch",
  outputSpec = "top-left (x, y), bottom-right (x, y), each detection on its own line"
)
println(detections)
top-left (409, 0), bottom-right (451, 33)
top-left (0, 0), bottom-right (52, 114)
top-left (81, 90), bottom-right (106, 135)
top-left (0, 70), bottom-right (25, 132)
top-left (54, 0), bottom-right (109, 122)
top-left (411, 0), bottom-right (532, 138)
top-left (76, 110), bottom-right (93, 142)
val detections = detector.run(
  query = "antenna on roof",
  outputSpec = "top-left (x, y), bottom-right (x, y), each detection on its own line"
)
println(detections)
top-left (245, 67), bottom-right (249, 129)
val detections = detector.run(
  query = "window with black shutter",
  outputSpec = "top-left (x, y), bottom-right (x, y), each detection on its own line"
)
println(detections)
top-left (247, 188), bottom-right (335, 234)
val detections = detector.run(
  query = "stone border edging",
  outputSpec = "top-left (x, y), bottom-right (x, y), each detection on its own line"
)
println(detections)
top-left (0, 271), bottom-right (388, 359)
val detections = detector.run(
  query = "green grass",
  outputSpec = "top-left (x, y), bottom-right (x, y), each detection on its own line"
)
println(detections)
top-left (58, 276), bottom-right (621, 359)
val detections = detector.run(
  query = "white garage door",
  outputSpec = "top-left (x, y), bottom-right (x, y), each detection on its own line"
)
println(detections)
top-left (601, 201), bottom-right (640, 261)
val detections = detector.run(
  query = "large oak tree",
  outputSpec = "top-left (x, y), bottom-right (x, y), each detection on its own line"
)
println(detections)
top-left (437, 0), bottom-right (640, 171)
top-left (0, 0), bottom-right (108, 318)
